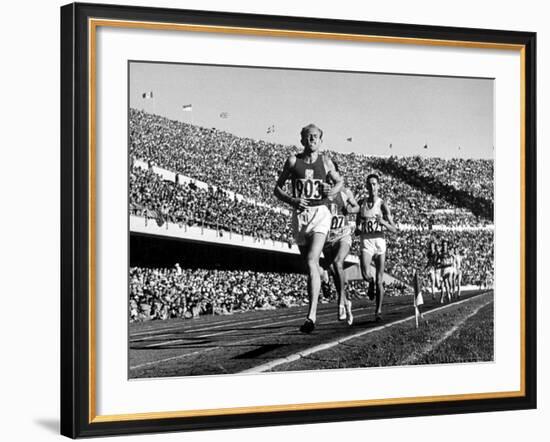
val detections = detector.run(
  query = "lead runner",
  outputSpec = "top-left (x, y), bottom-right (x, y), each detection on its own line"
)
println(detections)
top-left (274, 123), bottom-right (343, 333)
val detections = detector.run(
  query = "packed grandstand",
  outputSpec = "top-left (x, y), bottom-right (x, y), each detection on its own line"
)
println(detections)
top-left (129, 109), bottom-right (494, 322)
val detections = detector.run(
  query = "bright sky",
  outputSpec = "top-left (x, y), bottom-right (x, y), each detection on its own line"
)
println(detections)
top-left (130, 62), bottom-right (494, 159)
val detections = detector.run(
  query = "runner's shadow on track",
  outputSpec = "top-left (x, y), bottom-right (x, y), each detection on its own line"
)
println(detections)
top-left (228, 325), bottom-right (295, 331)
top-left (130, 339), bottom-right (214, 350)
top-left (233, 344), bottom-right (286, 359)
top-left (337, 320), bottom-right (386, 328)
top-left (152, 342), bottom-right (288, 350)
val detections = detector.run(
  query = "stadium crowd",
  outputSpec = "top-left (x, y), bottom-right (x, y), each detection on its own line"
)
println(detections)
top-left (389, 156), bottom-right (493, 201)
top-left (129, 266), bottom-right (308, 322)
top-left (370, 156), bottom-right (493, 220)
top-left (129, 226), bottom-right (492, 322)
top-left (130, 167), bottom-right (293, 243)
top-left (129, 265), bottom-right (410, 322)
top-left (130, 109), bottom-right (290, 205)
top-left (382, 229), bottom-right (494, 286)
top-left (130, 109), bottom-right (493, 224)
top-left (328, 152), bottom-right (489, 227)
top-left (129, 110), bottom-right (495, 321)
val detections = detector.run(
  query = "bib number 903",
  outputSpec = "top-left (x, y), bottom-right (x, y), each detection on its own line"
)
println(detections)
top-left (295, 179), bottom-right (322, 200)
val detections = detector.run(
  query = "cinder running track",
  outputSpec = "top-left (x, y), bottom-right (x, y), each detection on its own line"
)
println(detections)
top-left (129, 290), bottom-right (489, 378)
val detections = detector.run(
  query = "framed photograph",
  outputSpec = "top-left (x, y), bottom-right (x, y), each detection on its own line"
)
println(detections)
top-left (60, 2), bottom-right (536, 438)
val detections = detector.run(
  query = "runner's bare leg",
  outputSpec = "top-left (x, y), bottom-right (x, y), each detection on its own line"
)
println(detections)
top-left (300, 232), bottom-right (327, 323)
top-left (332, 240), bottom-right (351, 310)
top-left (360, 249), bottom-right (375, 296)
top-left (374, 253), bottom-right (386, 317)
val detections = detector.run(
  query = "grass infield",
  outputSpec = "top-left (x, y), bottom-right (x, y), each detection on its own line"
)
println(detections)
top-left (269, 292), bottom-right (494, 371)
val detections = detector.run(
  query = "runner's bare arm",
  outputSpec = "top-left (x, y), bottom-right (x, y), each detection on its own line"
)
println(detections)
top-left (378, 201), bottom-right (398, 233)
top-left (274, 155), bottom-right (307, 210)
top-left (354, 198), bottom-right (364, 235)
top-left (344, 188), bottom-right (360, 214)
top-left (323, 156), bottom-right (344, 196)
top-left (424, 255), bottom-right (433, 271)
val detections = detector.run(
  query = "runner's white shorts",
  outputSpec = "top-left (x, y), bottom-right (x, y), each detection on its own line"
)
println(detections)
top-left (360, 236), bottom-right (387, 256)
top-left (324, 233), bottom-right (353, 250)
top-left (441, 266), bottom-right (455, 279)
top-left (429, 267), bottom-right (441, 286)
top-left (415, 290), bottom-right (424, 307)
top-left (292, 205), bottom-right (331, 246)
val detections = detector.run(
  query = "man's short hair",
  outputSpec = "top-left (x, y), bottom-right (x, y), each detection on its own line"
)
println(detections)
top-left (301, 124), bottom-right (323, 139)
top-left (366, 173), bottom-right (380, 183)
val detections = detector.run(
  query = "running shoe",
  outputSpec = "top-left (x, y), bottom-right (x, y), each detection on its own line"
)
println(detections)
top-left (299, 318), bottom-right (315, 333)
top-left (367, 281), bottom-right (375, 300)
top-left (338, 305), bottom-right (346, 321)
top-left (374, 313), bottom-right (383, 323)
top-left (321, 281), bottom-right (331, 301)
top-left (345, 299), bottom-right (353, 326)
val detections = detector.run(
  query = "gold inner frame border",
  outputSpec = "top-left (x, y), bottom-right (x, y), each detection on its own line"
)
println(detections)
top-left (87, 17), bottom-right (527, 424)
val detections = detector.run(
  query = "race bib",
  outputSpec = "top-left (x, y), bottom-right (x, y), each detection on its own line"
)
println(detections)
top-left (361, 217), bottom-right (381, 234)
top-left (294, 178), bottom-right (323, 200)
top-left (330, 215), bottom-right (345, 231)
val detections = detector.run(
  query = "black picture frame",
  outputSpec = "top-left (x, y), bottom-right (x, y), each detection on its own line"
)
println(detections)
top-left (61, 2), bottom-right (537, 438)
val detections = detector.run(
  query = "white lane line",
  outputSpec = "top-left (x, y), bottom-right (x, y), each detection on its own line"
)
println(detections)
top-left (130, 303), bottom-right (349, 339)
top-left (130, 309), bottom-right (306, 338)
top-left (130, 309), bottom-right (308, 340)
top-left (130, 290), bottom-right (484, 337)
top-left (131, 333), bottom-right (177, 341)
top-left (130, 309), bottom-right (376, 370)
top-left (132, 299), bottom-right (410, 343)
top-left (139, 304), bottom-right (405, 349)
top-left (240, 292), bottom-right (492, 374)
top-left (129, 348), bottom-right (217, 370)
top-left (400, 298), bottom-right (493, 365)
top-left (131, 298), bottom-right (403, 339)
top-left (139, 313), bottom-right (306, 348)
top-left (129, 303), bottom-right (407, 369)
top-left (139, 309), bottom-right (351, 348)
top-left (130, 318), bottom-right (317, 370)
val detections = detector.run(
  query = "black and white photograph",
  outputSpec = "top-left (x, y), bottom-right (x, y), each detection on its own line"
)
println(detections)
top-left (0, 0), bottom-right (543, 439)
top-left (128, 61), bottom-right (495, 379)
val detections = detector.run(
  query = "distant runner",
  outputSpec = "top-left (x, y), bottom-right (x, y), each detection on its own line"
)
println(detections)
top-left (426, 240), bottom-right (440, 300)
top-left (438, 239), bottom-right (455, 303)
